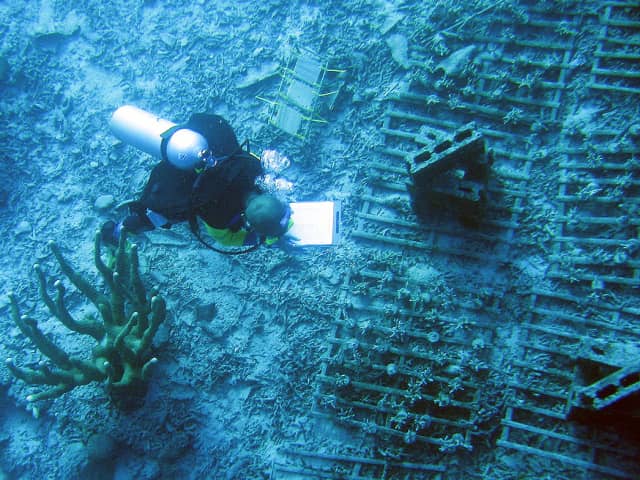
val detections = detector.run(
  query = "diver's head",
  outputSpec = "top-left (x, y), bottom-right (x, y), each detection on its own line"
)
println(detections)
top-left (244, 193), bottom-right (290, 237)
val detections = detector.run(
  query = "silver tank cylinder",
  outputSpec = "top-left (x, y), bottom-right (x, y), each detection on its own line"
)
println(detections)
top-left (109, 105), bottom-right (176, 158)
top-left (109, 105), bottom-right (209, 170)
top-left (165, 128), bottom-right (208, 170)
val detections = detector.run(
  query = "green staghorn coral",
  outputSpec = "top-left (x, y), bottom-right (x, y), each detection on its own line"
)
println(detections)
top-left (6, 229), bottom-right (166, 407)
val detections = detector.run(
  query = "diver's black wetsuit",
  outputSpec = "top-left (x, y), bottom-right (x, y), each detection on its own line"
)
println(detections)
top-left (122, 114), bottom-right (263, 234)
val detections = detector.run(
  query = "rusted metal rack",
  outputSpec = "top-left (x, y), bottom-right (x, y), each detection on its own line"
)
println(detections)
top-left (463, 0), bottom-right (582, 125)
top-left (353, 98), bottom-right (529, 264)
top-left (271, 447), bottom-right (446, 479)
top-left (274, 1), bottom-right (640, 478)
top-left (590, 2), bottom-right (640, 96)
top-left (548, 141), bottom-right (640, 290)
top-left (545, 1), bottom-right (640, 291)
top-left (498, 288), bottom-right (640, 479)
top-left (351, 0), bottom-right (590, 264)
top-left (309, 260), bottom-right (504, 473)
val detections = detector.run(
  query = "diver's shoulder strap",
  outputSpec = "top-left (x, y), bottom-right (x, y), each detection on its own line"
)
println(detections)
top-left (159, 125), bottom-right (182, 162)
top-left (185, 136), bottom-right (263, 255)
top-left (189, 139), bottom-right (259, 209)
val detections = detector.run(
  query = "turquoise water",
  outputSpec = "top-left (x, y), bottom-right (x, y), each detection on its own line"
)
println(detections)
top-left (1, 1), bottom-right (639, 479)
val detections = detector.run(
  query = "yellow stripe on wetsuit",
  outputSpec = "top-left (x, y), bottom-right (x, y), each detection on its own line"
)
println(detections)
top-left (203, 218), bottom-right (294, 247)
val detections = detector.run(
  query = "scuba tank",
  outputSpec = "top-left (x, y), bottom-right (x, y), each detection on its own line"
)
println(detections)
top-left (109, 105), bottom-right (208, 170)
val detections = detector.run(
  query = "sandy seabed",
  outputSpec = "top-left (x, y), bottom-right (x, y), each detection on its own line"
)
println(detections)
top-left (1, 1), bottom-right (639, 479)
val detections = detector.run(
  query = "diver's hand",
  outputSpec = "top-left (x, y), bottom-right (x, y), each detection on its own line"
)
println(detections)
top-left (280, 232), bottom-right (301, 248)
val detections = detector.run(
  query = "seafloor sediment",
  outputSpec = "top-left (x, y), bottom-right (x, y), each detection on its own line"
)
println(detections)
top-left (1, 1), bottom-right (639, 479)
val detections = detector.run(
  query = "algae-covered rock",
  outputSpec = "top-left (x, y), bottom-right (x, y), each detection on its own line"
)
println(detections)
top-left (86, 432), bottom-right (117, 463)
top-left (386, 34), bottom-right (411, 69)
top-left (94, 194), bottom-right (115, 211)
top-left (436, 45), bottom-right (477, 77)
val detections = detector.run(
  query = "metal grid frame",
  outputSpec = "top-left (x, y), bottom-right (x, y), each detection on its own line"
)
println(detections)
top-left (351, 0), bottom-right (590, 264)
top-left (548, 140), bottom-right (640, 289)
top-left (590, 2), bottom-right (640, 96)
top-left (271, 447), bottom-right (446, 480)
top-left (274, 1), bottom-right (640, 477)
top-left (498, 288), bottom-right (640, 479)
top-left (306, 258), bottom-right (505, 476)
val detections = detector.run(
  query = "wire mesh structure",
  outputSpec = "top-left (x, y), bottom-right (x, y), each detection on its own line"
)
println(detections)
top-left (259, 48), bottom-right (342, 141)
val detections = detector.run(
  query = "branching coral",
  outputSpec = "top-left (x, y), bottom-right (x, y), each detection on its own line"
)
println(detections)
top-left (6, 229), bottom-right (166, 407)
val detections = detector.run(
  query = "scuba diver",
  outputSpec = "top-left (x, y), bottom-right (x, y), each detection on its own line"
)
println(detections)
top-left (102, 108), bottom-right (292, 254)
